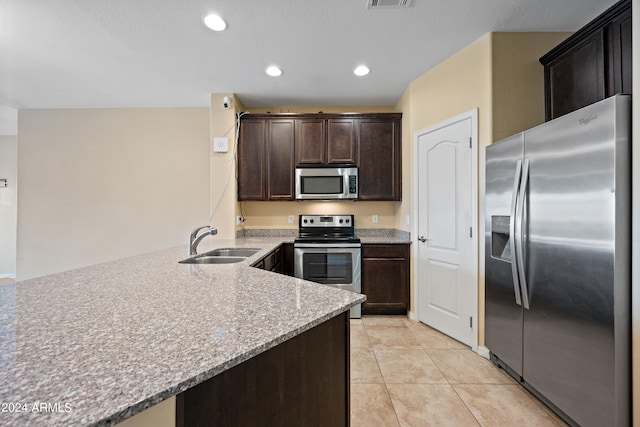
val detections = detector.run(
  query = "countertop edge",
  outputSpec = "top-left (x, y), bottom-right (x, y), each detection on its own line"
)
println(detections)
top-left (100, 303), bottom-right (360, 426)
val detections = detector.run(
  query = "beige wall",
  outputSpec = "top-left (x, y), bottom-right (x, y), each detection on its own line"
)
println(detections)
top-left (240, 201), bottom-right (397, 229)
top-left (394, 88), bottom-right (412, 233)
top-left (632, 4), bottom-right (639, 426)
top-left (492, 32), bottom-right (571, 141)
top-left (17, 108), bottom-right (210, 280)
top-left (396, 32), bottom-right (570, 346)
top-left (209, 93), bottom-right (246, 240)
top-left (396, 33), bottom-right (493, 341)
top-left (0, 135), bottom-right (17, 276)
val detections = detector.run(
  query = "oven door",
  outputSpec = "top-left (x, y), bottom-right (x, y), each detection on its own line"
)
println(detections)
top-left (293, 243), bottom-right (362, 318)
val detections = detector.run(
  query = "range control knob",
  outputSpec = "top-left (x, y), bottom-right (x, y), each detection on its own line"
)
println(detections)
top-left (346, 219), bottom-right (350, 224)
top-left (303, 219), bottom-right (308, 224)
top-left (339, 219), bottom-right (344, 224)
top-left (310, 219), bottom-right (314, 224)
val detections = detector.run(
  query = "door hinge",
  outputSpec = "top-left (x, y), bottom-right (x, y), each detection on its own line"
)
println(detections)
top-left (470, 316), bottom-right (473, 328)
top-left (469, 227), bottom-right (473, 238)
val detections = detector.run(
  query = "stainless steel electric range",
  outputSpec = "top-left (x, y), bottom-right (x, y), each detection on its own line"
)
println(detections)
top-left (293, 215), bottom-right (362, 318)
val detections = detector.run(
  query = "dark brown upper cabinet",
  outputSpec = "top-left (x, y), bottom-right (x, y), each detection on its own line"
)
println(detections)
top-left (540, 0), bottom-right (631, 121)
top-left (295, 118), bottom-right (325, 164)
top-left (357, 115), bottom-right (402, 201)
top-left (326, 119), bottom-right (357, 164)
top-left (237, 118), bottom-right (295, 201)
top-left (237, 118), bottom-right (267, 200)
top-left (267, 119), bottom-right (295, 200)
top-left (238, 113), bottom-right (402, 201)
top-left (295, 118), bottom-right (356, 165)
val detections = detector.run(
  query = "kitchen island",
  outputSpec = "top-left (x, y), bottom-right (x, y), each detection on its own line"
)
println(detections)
top-left (0, 239), bottom-right (364, 426)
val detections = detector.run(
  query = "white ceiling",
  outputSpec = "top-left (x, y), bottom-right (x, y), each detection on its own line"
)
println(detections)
top-left (0, 0), bottom-right (618, 133)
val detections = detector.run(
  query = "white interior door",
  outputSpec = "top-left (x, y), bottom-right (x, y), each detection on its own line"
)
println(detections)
top-left (414, 110), bottom-right (477, 349)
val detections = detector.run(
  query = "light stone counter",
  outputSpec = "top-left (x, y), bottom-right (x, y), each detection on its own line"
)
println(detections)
top-left (0, 238), bottom-right (364, 426)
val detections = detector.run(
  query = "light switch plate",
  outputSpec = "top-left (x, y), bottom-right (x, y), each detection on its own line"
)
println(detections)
top-left (213, 137), bottom-right (228, 153)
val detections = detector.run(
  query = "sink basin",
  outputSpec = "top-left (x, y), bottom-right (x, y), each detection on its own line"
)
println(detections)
top-left (205, 248), bottom-right (261, 257)
top-left (179, 247), bottom-right (261, 265)
top-left (179, 256), bottom-right (246, 264)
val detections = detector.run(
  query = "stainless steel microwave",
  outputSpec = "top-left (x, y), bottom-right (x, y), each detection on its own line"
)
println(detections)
top-left (295, 166), bottom-right (358, 200)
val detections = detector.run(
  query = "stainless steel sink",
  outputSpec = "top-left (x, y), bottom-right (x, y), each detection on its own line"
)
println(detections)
top-left (179, 256), bottom-right (246, 264)
top-left (178, 247), bottom-right (261, 264)
top-left (206, 248), bottom-right (261, 257)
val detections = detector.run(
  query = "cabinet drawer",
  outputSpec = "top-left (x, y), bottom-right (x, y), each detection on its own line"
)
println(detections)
top-left (263, 247), bottom-right (283, 272)
top-left (362, 244), bottom-right (407, 258)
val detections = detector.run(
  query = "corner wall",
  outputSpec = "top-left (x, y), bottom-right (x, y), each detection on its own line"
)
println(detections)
top-left (631, 3), bottom-right (639, 425)
top-left (209, 93), bottom-right (245, 241)
top-left (0, 135), bottom-right (17, 276)
top-left (397, 32), bottom-right (571, 346)
top-left (396, 33), bottom-right (493, 339)
top-left (17, 108), bottom-right (210, 280)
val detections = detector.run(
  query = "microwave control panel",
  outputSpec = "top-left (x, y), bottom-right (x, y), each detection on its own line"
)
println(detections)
top-left (349, 175), bottom-right (357, 194)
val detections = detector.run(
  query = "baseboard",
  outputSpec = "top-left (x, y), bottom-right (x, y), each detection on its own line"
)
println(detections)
top-left (476, 345), bottom-right (490, 359)
top-left (407, 310), bottom-right (417, 321)
top-left (0, 274), bottom-right (16, 279)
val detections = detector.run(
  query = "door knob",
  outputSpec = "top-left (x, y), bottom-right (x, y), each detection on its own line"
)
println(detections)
top-left (418, 236), bottom-right (429, 243)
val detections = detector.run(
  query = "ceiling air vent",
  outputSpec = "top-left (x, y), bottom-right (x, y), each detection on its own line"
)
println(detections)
top-left (367, 0), bottom-right (414, 9)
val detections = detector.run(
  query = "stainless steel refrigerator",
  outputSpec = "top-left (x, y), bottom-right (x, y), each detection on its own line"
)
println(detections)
top-left (485, 94), bottom-right (630, 427)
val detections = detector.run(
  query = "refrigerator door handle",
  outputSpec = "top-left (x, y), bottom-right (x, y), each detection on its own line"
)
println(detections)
top-left (516, 157), bottom-right (530, 309)
top-left (509, 159), bottom-right (523, 306)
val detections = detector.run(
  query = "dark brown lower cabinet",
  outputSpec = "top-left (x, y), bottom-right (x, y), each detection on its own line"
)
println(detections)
top-left (176, 313), bottom-right (350, 427)
top-left (362, 244), bottom-right (410, 315)
top-left (252, 244), bottom-right (294, 275)
top-left (282, 243), bottom-right (294, 276)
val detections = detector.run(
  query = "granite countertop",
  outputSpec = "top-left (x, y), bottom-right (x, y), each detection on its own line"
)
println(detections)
top-left (0, 238), bottom-right (364, 426)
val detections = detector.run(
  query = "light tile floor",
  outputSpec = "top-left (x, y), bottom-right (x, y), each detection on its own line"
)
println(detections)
top-left (350, 315), bottom-right (567, 427)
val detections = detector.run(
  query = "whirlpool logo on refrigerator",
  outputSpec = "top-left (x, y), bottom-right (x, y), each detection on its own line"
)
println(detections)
top-left (579, 114), bottom-right (597, 125)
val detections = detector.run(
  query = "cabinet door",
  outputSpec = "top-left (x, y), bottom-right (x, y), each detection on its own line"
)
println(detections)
top-left (362, 244), bottom-right (409, 314)
top-left (357, 119), bottom-right (401, 200)
top-left (238, 119), bottom-right (266, 200)
top-left (282, 243), bottom-right (294, 276)
top-left (295, 119), bottom-right (325, 164)
top-left (545, 31), bottom-right (605, 120)
top-left (268, 120), bottom-right (295, 200)
top-left (361, 244), bottom-right (409, 315)
top-left (327, 119), bottom-right (356, 164)
top-left (605, 7), bottom-right (632, 96)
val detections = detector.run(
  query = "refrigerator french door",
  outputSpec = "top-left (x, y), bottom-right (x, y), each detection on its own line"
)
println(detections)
top-left (485, 94), bottom-right (630, 427)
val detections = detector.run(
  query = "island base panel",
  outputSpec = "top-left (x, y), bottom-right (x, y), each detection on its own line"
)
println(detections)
top-left (176, 312), bottom-right (350, 426)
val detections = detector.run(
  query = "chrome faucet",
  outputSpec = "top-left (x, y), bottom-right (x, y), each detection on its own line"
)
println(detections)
top-left (189, 225), bottom-right (218, 255)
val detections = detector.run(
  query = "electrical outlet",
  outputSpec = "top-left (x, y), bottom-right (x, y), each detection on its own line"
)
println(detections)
top-left (372, 214), bottom-right (378, 224)
top-left (288, 215), bottom-right (294, 224)
top-left (236, 216), bottom-right (244, 225)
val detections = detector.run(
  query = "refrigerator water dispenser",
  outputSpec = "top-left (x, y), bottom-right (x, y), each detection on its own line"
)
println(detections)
top-left (490, 216), bottom-right (511, 261)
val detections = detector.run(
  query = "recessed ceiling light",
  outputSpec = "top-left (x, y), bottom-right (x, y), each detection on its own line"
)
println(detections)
top-left (265, 66), bottom-right (282, 77)
top-left (203, 14), bottom-right (227, 31)
top-left (354, 65), bottom-right (370, 76)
